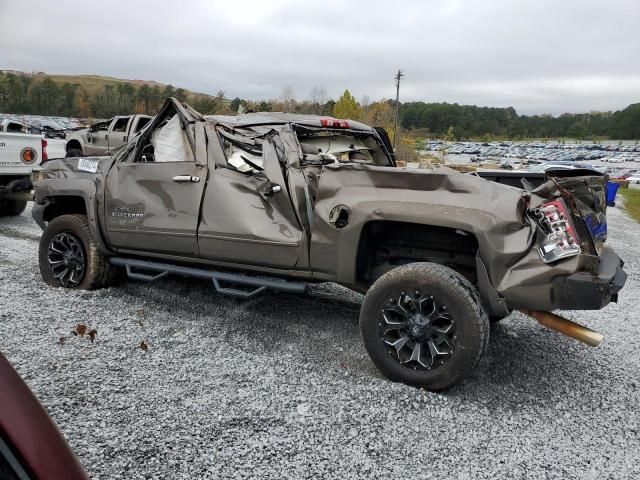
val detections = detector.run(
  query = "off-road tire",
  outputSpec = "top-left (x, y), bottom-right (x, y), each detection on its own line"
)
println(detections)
top-left (65, 148), bottom-right (82, 158)
top-left (360, 262), bottom-right (489, 391)
top-left (39, 214), bottom-right (113, 289)
top-left (0, 199), bottom-right (27, 217)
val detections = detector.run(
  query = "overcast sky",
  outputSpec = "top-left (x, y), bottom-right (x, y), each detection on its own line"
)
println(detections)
top-left (1, 0), bottom-right (639, 115)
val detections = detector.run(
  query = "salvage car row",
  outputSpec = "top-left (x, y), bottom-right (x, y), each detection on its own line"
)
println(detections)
top-left (424, 140), bottom-right (640, 164)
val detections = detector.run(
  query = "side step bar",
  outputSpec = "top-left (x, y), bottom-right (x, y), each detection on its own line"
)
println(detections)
top-left (109, 257), bottom-right (308, 299)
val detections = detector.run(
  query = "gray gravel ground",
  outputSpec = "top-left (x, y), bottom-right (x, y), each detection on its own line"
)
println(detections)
top-left (1, 204), bottom-right (639, 479)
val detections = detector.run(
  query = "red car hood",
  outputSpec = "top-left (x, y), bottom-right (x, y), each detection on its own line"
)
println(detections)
top-left (0, 353), bottom-right (88, 479)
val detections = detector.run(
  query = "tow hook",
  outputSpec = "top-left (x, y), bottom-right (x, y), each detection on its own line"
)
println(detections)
top-left (519, 310), bottom-right (604, 347)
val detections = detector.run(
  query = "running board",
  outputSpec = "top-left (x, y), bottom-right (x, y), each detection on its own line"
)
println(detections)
top-left (109, 257), bottom-right (308, 299)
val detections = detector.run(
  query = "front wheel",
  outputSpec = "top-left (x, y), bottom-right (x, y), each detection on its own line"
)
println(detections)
top-left (38, 214), bottom-right (113, 289)
top-left (360, 262), bottom-right (489, 391)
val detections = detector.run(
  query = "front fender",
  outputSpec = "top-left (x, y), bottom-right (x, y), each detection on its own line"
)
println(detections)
top-left (33, 178), bottom-right (110, 254)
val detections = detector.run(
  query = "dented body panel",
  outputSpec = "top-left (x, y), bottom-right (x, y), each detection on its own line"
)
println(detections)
top-left (33, 98), bottom-right (626, 317)
top-left (307, 164), bottom-right (529, 283)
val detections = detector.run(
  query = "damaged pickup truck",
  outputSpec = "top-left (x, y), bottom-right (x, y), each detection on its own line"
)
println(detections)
top-left (31, 98), bottom-right (627, 390)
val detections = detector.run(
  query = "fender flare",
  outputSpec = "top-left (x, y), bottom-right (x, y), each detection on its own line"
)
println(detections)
top-left (34, 178), bottom-right (111, 255)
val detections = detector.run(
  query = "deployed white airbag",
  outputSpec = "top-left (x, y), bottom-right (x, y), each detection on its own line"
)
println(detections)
top-left (151, 114), bottom-right (192, 163)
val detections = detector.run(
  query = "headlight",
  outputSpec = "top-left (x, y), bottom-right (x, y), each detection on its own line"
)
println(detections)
top-left (533, 199), bottom-right (581, 263)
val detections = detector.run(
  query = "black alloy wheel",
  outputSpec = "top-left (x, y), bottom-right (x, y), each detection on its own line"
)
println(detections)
top-left (360, 262), bottom-right (489, 390)
top-left (380, 290), bottom-right (456, 371)
top-left (46, 232), bottom-right (86, 287)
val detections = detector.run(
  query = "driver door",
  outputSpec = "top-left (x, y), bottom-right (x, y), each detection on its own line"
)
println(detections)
top-left (104, 101), bottom-right (207, 256)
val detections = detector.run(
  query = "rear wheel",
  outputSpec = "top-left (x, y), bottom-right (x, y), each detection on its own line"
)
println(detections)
top-left (0, 199), bottom-right (27, 217)
top-left (360, 262), bottom-right (489, 390)
top-left (38, 214), bottom-right (113, 289)
top-left (65, 148), bottom-right (82, 158)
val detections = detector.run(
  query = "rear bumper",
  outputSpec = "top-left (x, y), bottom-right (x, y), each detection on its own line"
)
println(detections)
top-left (478, 247), bottom-right (627, 315)
top-left (555, 247), bottom-right (627, 310)
top-left (0, 177), bottom-right (33, 201)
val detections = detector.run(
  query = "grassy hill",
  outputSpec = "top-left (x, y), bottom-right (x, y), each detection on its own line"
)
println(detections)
top-left (3, 70), bottom-right (216, 102)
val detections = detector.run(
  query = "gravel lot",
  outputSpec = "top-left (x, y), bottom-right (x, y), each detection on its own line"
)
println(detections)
top-left (1, 204), bottom-right (638, 479)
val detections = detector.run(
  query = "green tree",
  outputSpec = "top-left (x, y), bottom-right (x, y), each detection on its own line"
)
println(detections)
top-left (150, 85), bottom-right (162, 112)
top-left (60, 82), bottom-right (77, 116)
top-left (333, 89), bottom-right (362, 120)
top-left (567, 121), bottom-right (588, 140)
top-left (258, 101), bottom-right (272, 112)
top-left (39, 78), bottom-right (59, 115)
top-left (230, 97), bottom-right (242, 112)
top-left (175, 88), bottom-right (187, 103)
top-left (364, 100), bottom-right (395, 142)
top-left (137, 84), bottom-right (152, 113)
top-left (163, 84), bottom-right (175, 100)
top-left (443, 126), bottom-right (456, 141)
top-left (610, 104), bottom-right (640, 139)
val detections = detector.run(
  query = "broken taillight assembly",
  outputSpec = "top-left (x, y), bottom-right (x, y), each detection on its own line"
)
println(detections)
top-left (533, 199), bottom-right (581, 263)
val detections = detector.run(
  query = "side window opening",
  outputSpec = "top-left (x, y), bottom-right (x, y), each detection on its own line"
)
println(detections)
top-left (134, 107), bottom-right (193, 163)
top-left (295, 128), bottom-right (392, 166)
top-left (134, 117), bottom-right (150, 133)
top-left (92, 120), bottom-right (111, 132)
top-left (112, 117), bottom-right (129, 133)
top-left (299, 134), bottom-right (374, 164)
top-left (227, 143), bottom-right (263, 173)
top-left (6, 121), bottom-right (26, 134)
top-left (218, 127), bottom-right (264, 174)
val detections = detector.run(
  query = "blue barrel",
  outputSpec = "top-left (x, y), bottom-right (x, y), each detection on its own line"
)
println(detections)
top-left (606, 182), bottom-right (619, 207)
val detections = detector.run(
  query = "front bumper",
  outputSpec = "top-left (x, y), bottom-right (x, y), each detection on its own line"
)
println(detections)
top-left (554, 247), bottom-right (627, 310)
top-left (32, 202), bottom-right (46, 230)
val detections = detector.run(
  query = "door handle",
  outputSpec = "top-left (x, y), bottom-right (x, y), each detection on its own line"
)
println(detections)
top-left (172, 175), bottom-right (200, 183)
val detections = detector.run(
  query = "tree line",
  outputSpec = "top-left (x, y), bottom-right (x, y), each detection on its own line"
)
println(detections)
top-left (0, 72), bottom-right (227, 119)
top-left (1, 72), bottom-right (638, 139)
top-left (399, 102), bottom-right (640, 140)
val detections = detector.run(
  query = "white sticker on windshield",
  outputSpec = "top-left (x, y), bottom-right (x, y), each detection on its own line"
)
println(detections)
top-left (78, 158), bottom-right (99, 173)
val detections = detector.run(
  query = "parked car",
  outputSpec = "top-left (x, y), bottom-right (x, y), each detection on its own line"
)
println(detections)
top-left (0, 352), bottom-right (88, 479)
top-left (527, 161), bottom-right (598, 172)
top-left (32, 98), bottom-right (627, 390)
top-left (28, 120), bottom-right (66, 140)
top-left (625, 175), bottom-right (640, 185)
top-left (65, 114), bottom-right (152, 158)
top-left (0, 120), bottom-right (47, 216)
top-left (609, 169), bottom-right (638, 180)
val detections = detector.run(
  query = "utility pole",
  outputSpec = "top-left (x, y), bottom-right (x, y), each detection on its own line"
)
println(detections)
top-left (393, 69), bottom-right (404, 150)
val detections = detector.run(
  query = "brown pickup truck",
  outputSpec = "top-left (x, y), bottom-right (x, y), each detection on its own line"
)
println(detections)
top-left (31, 98), bottom-right (626, 390)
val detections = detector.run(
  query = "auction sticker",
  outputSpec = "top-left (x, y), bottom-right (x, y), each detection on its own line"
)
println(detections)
top-left (78, 158), bottom-right (99, 173)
